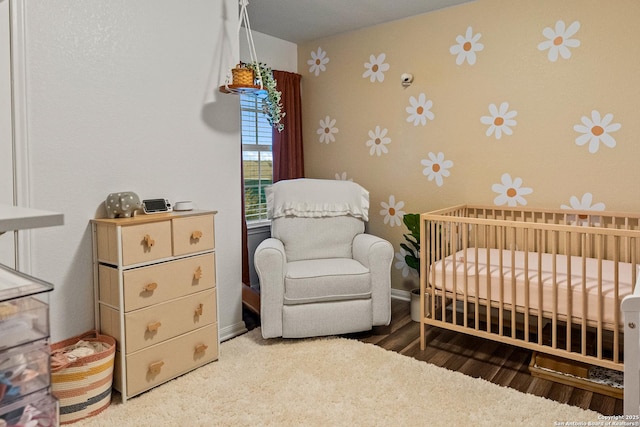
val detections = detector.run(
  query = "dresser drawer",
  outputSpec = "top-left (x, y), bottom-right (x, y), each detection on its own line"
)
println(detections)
top-left (123, 323), bottom-right (218, 396)
top-left (172, 215), bottom-right (215, 256)
top-left (121, 221), bottom-right (172, 266)
top-left (124, 288), bottom-right (216, 353)
top-left (120, 253), bottom-right (215, 311)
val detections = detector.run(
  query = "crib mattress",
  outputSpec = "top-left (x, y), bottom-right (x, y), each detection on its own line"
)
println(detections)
top-left (429, 248), bottom-right (638, 327)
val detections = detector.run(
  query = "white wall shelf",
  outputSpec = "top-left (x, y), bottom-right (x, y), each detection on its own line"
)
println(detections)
top-left (0, 204), bottom-right (63, 233)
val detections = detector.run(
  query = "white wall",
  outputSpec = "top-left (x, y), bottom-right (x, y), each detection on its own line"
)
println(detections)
top-left (17, 0), bottom-right (244, 342)
top-left (240, 29), bottom-right (298, 73)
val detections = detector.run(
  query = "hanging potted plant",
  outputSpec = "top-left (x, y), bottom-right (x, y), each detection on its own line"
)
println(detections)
top-left (217, 2), bottom-right (285, 131)
top-left (245, 62), bottom-right (285, 132)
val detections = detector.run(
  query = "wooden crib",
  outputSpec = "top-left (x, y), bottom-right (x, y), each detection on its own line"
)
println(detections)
top-left (419, 204), bottom-right (640, 372)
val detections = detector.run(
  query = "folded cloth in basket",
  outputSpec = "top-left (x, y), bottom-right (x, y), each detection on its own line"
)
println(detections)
top-left (51, 339), bottom-right (110, 369)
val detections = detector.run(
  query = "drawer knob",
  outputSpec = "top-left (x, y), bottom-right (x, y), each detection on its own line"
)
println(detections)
top-left (195, 343), bottom-right (208, 353)
top-left (195, 303), bottom-right (203, 316)
top-left (147, 321), bottom-right (162, 332)
top-left (143, 234), bottom-right (155, 248)
top-left (191, 230), bottom-right (203, 240)
top-left (143, 282), bottom-right (158, 292)
top-left (148, 360), bottom-right (164, 374)
top-left (194, 266), bottom-right (203, 280)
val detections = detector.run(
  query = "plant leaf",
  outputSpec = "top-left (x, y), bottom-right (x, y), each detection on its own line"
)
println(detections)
top-left (405, 255), bottom-right (419, 271)
top-left (400, 243), bottom-right (416, 256)
top-left (403, 237), bottom-right (420, 252)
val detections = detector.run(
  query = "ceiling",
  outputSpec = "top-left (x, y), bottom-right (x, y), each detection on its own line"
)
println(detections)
top-left (245, 0), bottom-right (475, 44)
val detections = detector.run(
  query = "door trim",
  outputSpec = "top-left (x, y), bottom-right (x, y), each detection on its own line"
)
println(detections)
top-left (9, 0), bottom-right (32, 272)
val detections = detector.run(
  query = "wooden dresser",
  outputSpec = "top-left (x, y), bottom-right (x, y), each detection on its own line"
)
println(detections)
top-left (91, 210), bottom-right (218, 402)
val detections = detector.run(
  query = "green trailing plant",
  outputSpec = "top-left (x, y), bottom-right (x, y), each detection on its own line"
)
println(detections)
top-left (401, 213), bottom-right (420, 276)
top-left (245, 62), bottom-right (285, 132)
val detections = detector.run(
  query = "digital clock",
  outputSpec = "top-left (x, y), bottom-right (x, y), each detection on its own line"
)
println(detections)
top-left (142, 198), bottom-right (172, 214)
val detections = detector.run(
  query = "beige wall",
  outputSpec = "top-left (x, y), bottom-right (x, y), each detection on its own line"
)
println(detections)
top-left (298, 0), bottom-right (640, 292)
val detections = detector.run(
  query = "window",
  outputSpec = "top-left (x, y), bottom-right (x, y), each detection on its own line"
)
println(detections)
top-left (241, 94), bottom-right (273, 222)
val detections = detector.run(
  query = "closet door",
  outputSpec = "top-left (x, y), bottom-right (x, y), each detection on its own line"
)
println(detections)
top-left (0, 0), bottom-right (16, 267)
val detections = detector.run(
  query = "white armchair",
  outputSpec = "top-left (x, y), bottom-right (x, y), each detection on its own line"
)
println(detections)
top-left (254, 178), bottom-right (393, 339)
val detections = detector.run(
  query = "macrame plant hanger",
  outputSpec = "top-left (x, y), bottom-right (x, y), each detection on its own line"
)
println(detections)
top-left (219, 0), bottom-right (264, 95)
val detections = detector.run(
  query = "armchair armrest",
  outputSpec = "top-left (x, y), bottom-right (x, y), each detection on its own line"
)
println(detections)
top-left (254, 237), bottom-right (287, 338)
top-left (353, 233), bottom-right (393, 326)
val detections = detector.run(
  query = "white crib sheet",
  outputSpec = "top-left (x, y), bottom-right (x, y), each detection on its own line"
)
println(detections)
top-left (430, 248), bottom-right (638, 327)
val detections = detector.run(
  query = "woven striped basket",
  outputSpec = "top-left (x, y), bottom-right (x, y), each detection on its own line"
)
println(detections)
top-left (51, 330), bottom-right (116, 424)
top-left (231, 64), bottom-right (255, 86)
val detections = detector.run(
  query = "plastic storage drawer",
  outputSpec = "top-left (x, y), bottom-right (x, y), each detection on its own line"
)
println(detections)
top-left (0, 339), bottom-right (51, 405)
top-left (0, 389), bottom-right (58, 427)
top-left (0, 265), bottom-right (52, 350)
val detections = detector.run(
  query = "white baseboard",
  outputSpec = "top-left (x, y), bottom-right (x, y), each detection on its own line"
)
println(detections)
top-left (219, 321), bottom-right (248, 342)
top-left (391, 288), bottom-right (411, 302)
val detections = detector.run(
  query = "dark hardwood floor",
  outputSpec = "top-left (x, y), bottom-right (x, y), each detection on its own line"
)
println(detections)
top-left (242, 298), bottom-right (623, 416)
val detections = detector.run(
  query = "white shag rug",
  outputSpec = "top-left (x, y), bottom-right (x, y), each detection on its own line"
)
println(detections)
top-left (73, 328), bottom-right (602, 427)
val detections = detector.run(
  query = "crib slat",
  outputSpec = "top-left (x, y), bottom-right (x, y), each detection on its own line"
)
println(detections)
top-left (524, 231), bottom-right (530, 343)
top-left (485, 226), bottom-right (491, 333)
top-left (537, 230), bottom-right (543, 346)
top-left (498, 226), bottom-right (504, 336)
top-left (452, 222), bottom-right (458, 327)
top-left (565, 232), bottom-right (572, 353)
top-left (462, 222), bottom-right (469, 328)
top-left (420, 216), bottom-right (426, 351)
top-left (474, 225), bottom-right (480, 331)
top-left (551, 230), bottom-right (558, 350)
top-left (614, 235), bottom-right (620, 364)
top-left (440, 220), bottom-right (447, 324)
top-left (581, 234), bottom-right (587, 356)
top-left (510, 227), bottom-right (517, 339)
top-left (597, 234), bottom-right (603, 360)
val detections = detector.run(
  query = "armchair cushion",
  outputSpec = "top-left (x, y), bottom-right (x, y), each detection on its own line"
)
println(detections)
top-left (272, 216), bottom-right (363, 262)
top-left (284, 258), bottom-right (370, 305)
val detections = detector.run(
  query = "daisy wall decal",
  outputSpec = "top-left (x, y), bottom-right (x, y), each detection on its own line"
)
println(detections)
top-left (317, 116), bottom-right (339, 144)
top-left (492, 173), bottom-right (533, 207)
top-left (335, 172), bottom-right (353, 181)
top-left (380, 195), bottom-right (405, 227)
top-left (366, 126), bottom-right (391, 156)
top-left (406, 93), bottom-right (435, 126)
top-left (362, 53), bottom-right (390, 83)
top-left (421, 152), bottom-right (453, 187)
top-left (450, 26), bottom-right (484, 65)
top-left (573, 110), bottom-right (621, 153)
top-left (395, 248), bottom-right (418, 278)
top-left (560, 193), bottom-right (605, 211)
top-left (480, 102), bottom-right (518, 139)
top-left (537, 20), bottom-right (581, 62)
top-left (307, 47), bottom-right (330, 76)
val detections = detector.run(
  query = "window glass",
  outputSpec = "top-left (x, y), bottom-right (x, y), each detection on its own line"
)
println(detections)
top-left (241, 95), bottom-right (273, 221)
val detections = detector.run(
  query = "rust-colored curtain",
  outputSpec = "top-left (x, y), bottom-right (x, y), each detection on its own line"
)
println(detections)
top-left (241, 159), bottom-right (250, 286)
top-left (272, 70), bottom-right (304, 182)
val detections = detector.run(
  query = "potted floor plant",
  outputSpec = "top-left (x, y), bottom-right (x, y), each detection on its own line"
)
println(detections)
top-left (400, 214), bottom-right (426, 322)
